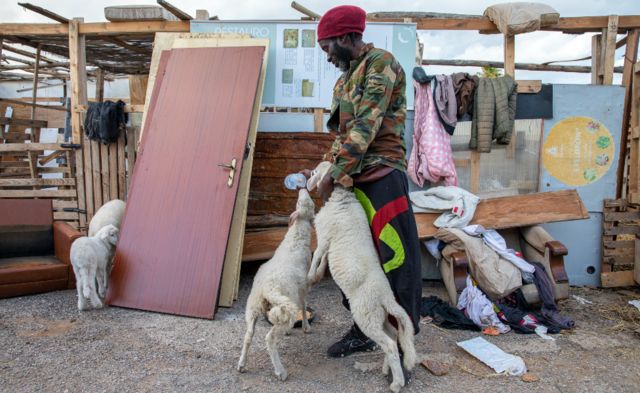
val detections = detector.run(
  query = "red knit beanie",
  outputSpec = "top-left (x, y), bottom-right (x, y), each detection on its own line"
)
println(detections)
top-left (317, 5), bottom-right (366, 42)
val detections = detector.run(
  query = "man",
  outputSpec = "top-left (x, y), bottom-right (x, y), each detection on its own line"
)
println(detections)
top-left (311, 5), bottom-right (422, 359)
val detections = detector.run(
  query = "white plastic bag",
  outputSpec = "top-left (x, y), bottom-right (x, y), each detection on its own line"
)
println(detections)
top-left (457, 337), bottom-right (527, 376)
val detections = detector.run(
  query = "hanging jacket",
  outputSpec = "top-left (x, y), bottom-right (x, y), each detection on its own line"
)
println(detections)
top-left (84, 100), bottom-right (127, 144)
top-left (434, 74), bottom-right (458, 134)
top-left (408, 81), bottom-right (458, 187)
top-left (469, 76), bottom-right (517, 152)
top-left (451, 72), bottom-right (479, 117)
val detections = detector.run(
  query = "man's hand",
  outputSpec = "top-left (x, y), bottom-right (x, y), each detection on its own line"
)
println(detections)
top-left (317, 174), bottom-right (334, 202)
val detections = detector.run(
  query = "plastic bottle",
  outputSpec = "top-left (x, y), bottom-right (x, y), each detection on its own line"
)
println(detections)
top-left (284, 173), bottom-right (307, 190)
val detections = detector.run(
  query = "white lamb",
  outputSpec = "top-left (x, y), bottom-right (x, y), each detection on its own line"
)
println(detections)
top-left (306, 161), bottom-right (417, 393)
top-left (70, 224), bottom-right (119, 311)
top-left (88, 199), bottom-right (125, 237)
top-left (237, 188), bottom-right (315, 381)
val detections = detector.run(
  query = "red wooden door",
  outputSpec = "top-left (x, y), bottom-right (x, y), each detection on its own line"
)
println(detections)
top-left (107, 46), bottom-right (265, 318)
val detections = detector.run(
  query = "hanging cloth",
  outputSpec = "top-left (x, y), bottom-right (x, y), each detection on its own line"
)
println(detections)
top-left (408, 81), bottom-right (458, 187)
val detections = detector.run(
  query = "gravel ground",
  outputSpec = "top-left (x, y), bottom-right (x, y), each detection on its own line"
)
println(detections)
top-left (1, 270), bottom-right (639, 393)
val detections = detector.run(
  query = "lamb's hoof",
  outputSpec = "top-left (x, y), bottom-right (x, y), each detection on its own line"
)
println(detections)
top-left (390, 381), bottom-right (402, 393)
top-left (237, 364), bottom-right (246, 373)
top-left (275, 369), bottom-right (288, 381)
top-left (303, 327), bottom-right (311, 334)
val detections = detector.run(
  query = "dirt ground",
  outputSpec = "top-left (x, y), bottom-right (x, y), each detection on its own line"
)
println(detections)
top-left (1, 268), bottom-right (640, 393)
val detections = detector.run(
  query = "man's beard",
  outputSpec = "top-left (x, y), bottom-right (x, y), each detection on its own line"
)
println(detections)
top-left (333, 42), bottom-right (352, 72)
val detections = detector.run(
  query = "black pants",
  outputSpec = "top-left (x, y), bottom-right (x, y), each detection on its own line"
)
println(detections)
top-left (341, 169), bottom-right (422, 334)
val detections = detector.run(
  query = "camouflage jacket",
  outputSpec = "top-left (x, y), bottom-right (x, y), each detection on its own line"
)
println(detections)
top-left (325, 43), bottom-right (407, 186)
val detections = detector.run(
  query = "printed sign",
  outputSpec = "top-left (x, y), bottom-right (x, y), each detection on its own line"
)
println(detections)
top-left (542, 116), bottom-right (614, 186)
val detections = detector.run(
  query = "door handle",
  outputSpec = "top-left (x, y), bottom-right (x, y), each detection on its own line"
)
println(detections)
top-left (218, 158), bottom-right (237, 187)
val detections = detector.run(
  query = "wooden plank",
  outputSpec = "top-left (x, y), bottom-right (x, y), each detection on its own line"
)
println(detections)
top-left (602, 16), bottom-right (619, 85)
top-left (313, 108), bottom-right (324, 132)
top-left (603, 251), bottom-right (635, 261)
top-left (157, 0), bottom-right (193, 20)
top-left (52, 199), bottom-right (78, 209)
top-left (80, 20), bottom-right (190, 35)
top-left (95, 68), bottom-right (104, 102)
top-left (592, 34), bottom-right (603, 84)
top-left (118, 128), bottom-right (126, 200)
top-left (604, 225), bottom-right (640, 235)
top-left (601, 270), bottom-right (636, 287)
top-left (100, 143), bottom-right (110, 204)
top-left (17, 2), bottom-right (69, 23)
top-left (603, 240), bottom-right (636, 248)
top-left (82, 135), bottom-right (94, 221)
top-left (91, 140), bottom-right (102, 212)
top-left (415, 189), bottom-right (589, 239)
top-left (515, 80), bottom-right (541, 94)
top-left (128, 75), bottom-right (148, 105)
top-left (38, 150), bottom-right (65, 166)
top-left (503, 34), bottom-right (515, 77)
top-left (0, 178), bottom-right (75, 186)
top-left (109, 142), bottom-right (118, 200)
top-left (621, 31), bottom-right (640, 198)
top-left (469, 150), bottom-right (480, 193)
top-left (0, 117), bottom-right (47, 127)
top-left (604, 211), bottom-right (640, 221)
top-left (0, 189), bottom-right (76, 198)
top-left (125, 127), bottom-right (135, 197)
top-left (69, 18), bottom-right (88, 229)
top-left (54, 211), bottom-right (79, 221)
top-left (30, 44), bottom-right (41, 122)
top-left (635, 237), bottom-right (640, 284)
top-left (242, 227), bottom-right (317, 262)
top-left (0, 143), bottom-right (72, 152)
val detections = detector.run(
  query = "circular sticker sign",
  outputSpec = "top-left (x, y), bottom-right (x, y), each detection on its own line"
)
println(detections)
top-left (542, 116), bottom-right (614, 186)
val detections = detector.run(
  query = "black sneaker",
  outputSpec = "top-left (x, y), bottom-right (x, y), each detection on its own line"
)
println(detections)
top-left (327, 326), bottom-right (378, 358)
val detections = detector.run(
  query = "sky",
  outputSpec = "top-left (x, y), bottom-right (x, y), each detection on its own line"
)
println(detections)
top-left (1, 0), bottom-right (638, 90)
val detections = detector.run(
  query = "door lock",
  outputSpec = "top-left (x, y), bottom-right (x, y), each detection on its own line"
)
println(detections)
top-left (218, 158), bottom-right (237, 187)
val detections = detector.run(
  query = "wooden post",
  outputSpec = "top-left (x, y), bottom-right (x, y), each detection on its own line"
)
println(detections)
top-left (68, 18), bottom-right (89, 228)
top-left (470, 150), bottom-right (480, 194)
top-left (127, 75), bottom-right (148, 198)
top-left (504, 34), bottom-right (516, 158)
top-left (30, 44), bottom-right (41, 122)
top-left (616, 29), bottom-right (640, 199)
top-left (591, 34), bottom-right (603, 84)
top-left (628, 64), bottom-right (640, 203)
top-left (503, 34), bottom-right (515, 77)
top-left (95, 68), bottom-right (104, 102)
top-left (602, 15), bottom-right (619, 85)
top-left (313, 108), bottom-right (324, 133)
top-left (96, 68), bottom-right (110, 204)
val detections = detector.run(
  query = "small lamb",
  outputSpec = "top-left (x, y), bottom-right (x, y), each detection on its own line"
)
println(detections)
top-left (306, 161), bottom-right (417, 393)
top-left (70, 224), bottom-right (119, 311)
top-left (237, 188), bottom-right (315, 381)
top-left (88, 199), bottom-right (125, 237)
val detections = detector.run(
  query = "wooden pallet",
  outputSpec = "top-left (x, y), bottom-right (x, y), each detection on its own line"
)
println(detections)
top-left (601, 198), bottom-right (640, 287)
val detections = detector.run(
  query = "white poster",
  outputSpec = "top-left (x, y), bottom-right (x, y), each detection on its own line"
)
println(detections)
top-left (274, 23), bottom-right (393, 108)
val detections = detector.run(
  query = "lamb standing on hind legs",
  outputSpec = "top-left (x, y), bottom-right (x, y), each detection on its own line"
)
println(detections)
top-left (237, 188), bottom-right (315, 381)
top-left (70, 224), bottom-right (119, 311)
top-left (307, 161), bottom-right (417, 393)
